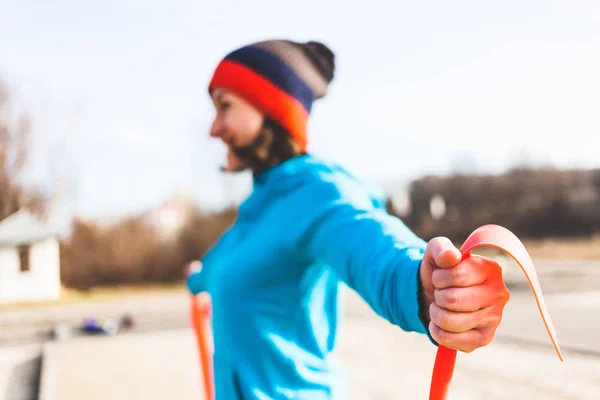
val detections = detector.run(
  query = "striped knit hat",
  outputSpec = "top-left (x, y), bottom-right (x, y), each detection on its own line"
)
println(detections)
top-left (208, 40), bottom-right (335, 150)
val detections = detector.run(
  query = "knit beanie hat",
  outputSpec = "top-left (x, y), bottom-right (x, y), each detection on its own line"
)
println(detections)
top-left (208, 39), bottom-right (335, 150)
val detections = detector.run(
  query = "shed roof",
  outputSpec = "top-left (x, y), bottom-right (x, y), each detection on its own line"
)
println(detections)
top-left (0, 209), bottom-right (58, 247)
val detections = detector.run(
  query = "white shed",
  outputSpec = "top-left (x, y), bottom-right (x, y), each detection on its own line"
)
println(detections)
top-left (0, 209), bottom-right (61, 304)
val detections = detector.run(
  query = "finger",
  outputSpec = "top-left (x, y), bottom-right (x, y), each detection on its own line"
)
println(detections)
top-left (186, 260), bottom-right (203, 276)
top-left (197, 292), bottom-right (212, 308)
top-left (425, 237), bottom-right (462, 269)
top-left (429, 303), bottom-right (488, 333)
top-left (434, 284), bottom-right (499, 312)
top-left (432, 256), bottom-right (500, 289)
top-left (429, 322), bottom-right (493, 353)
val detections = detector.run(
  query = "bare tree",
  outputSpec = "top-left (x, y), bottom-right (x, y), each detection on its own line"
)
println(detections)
top-left (0, 78), bottom-right (50, 221)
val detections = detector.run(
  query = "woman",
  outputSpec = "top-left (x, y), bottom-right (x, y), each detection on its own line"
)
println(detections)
top-left (186, 39), bottom-right (509, 399)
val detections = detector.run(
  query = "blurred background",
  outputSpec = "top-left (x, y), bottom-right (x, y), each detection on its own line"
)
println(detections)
top-left (0, 1), bottom-right (599, 399)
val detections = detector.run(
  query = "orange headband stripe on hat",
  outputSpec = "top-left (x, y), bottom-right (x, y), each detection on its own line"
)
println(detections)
top-left (209, 59), bottom-right (309, 150)
top-left (208, 40), bottom-right (335, 150)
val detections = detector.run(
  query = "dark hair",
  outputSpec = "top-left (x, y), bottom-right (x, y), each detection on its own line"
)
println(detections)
top-left (230, 117), bottom-right (305, 176)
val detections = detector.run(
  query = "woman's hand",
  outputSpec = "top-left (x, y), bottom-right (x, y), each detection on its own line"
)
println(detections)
top-left (419, 237), bottom-right (510, 353)
top-left (184, 260), bottom-right (202, 278)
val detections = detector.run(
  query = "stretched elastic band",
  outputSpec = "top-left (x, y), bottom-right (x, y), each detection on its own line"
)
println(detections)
top-left (428, 224), bottom-right (563, 400)
top-left (191, 294), bottom-right (215, 400)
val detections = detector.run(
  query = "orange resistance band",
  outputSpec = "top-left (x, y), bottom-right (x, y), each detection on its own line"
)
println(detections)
top-left (190, 294), bottom-right (215, 400)
top-left (428, 224), bottom-right (564, 400)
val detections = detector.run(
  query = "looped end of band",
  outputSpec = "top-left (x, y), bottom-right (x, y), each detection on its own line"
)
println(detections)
top-left (460, 224), bottom-right (563, 361)
top-left (429, 224), bottom-right (563, 400)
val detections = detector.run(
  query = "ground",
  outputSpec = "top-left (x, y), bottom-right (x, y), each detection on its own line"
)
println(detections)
top-left (33, 290), bottom-right (600, 400)
top-left (0, 251), bottom-right (599, 399)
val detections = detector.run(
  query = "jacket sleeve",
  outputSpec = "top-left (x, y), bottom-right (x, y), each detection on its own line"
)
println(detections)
top-left (186, 266), bottom-right (206, 295)
top-left (186, 236), bottom-right (224, 295)
top-left (294, 175), bottom-right (432, 337)
top-left (185, 214), bottom-right (240, 295)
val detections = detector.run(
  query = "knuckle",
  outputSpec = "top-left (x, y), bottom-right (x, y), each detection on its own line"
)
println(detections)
top-left (485, 258), bottom-right (504, 280)
top-left (503, 288), bottom-right (511, 304)
top-left (494, 286), bottom-right (510, 306)
top-left (452, 266), bottom-right (467, 286)
top-left (436, 327), bottom-right (450, 344)
top-left (445, 288), bottom-right (459, 306)
top-left (477, 326), bottom-right (494, 346)
top-left (481, 332), bottom-right (494, 347)
top-left (484, 257), bottom-right (501, 269)
top-left (484, 307), bottom-right (502, 327)
top-left (438, 310), bottom-right (455, 330)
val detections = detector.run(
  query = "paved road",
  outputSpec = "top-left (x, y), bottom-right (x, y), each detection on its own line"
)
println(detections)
top-left (497, 289), bottom-right (600, 355)
top-left (0, 258), bottom-right (599, 400)
top-left (40, 330), bottom-right (203, 400)
top-left (40, 313), bottom-right (599, 400)
top-left (501, 258), bottom-right (600, 294)
top-left (0, 291), bottom-right (191, 346)
top-left (1, 259), bottom-right (599, 354)
top-left (0, 345), bottom-right (41, 400)
top-left (34, 279), bottom-right (600, 400)
top-left (337, 316), bottom-right (599, 400)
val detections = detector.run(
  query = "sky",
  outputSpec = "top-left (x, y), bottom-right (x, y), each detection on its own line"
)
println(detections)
top-left (1, 0), bottom-right (599, 223)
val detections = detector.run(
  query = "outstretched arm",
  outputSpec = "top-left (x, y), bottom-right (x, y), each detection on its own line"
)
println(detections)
top-left (295, 176), bottom-right (509, 352)
top-left (295, 178), bottom-right (432, 336)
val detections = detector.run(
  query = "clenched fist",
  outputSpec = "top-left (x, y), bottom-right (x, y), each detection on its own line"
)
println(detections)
top-left (419, 237), bottom-right (510, 353)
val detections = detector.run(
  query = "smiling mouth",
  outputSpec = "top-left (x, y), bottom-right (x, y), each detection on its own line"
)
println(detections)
top-left (222, 139), bottom-right (237, 152)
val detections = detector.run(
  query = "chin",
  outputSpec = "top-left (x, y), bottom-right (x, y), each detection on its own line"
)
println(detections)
top-left (220, 161), bottom-right (247, 173)
top-left (221, 166), bottom-right (244, 174)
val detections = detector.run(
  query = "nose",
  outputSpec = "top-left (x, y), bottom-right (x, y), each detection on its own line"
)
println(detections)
top-left (210, 116), bottom-right (224, 138)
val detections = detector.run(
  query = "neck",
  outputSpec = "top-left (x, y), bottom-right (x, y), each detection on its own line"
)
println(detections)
top-left (236, 116), bottom-right (307, 177)
top-left (251, 150), bottom-right (306, 177)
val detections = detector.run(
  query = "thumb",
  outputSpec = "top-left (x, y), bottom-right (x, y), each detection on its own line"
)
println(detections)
top-left (425, 237), bottom-right (462, 269)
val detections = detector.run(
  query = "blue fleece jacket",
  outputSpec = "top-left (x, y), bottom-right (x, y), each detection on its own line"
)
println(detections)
top-left (187, 154), bottom-right (432, 399)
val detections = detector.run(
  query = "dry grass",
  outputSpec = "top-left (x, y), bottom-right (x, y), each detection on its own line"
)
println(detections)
top-left (0, 283), bottom-right (187, 310)
top-left (521, 235), bottom-right (600, 259)
top-left (3, 237), bottom-right (598, 311)
top-left (58, 283), bottom-right (187, 301)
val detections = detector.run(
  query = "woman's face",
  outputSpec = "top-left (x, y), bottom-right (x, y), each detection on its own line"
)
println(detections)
top-left (209, 88), bottom-right (264, 172)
